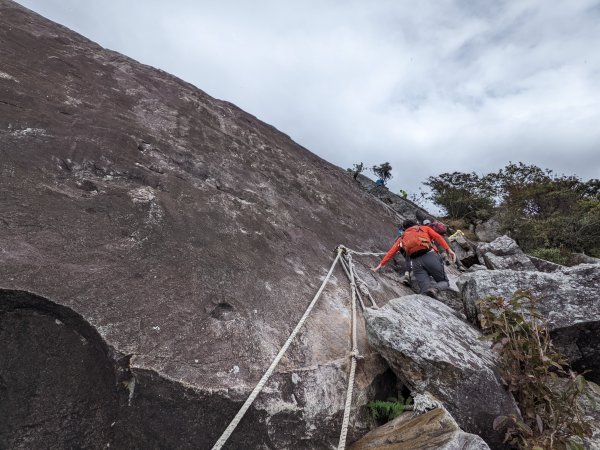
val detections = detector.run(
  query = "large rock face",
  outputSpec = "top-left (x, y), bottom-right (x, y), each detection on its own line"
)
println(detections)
top-left (0, 2), bottom-right (408, 448)
top-left (458, 265), bottom-right (600, 383)
top-left (364, 296), bottom-right (519, 449)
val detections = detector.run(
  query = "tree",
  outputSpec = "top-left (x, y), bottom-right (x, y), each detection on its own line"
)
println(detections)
top-left (372, 162), bottom-right (393, 184)
top-left (423, 171), bottom-right (495, 221)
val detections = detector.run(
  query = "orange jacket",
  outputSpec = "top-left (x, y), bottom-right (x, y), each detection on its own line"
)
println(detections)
top-left (379, 226), bottom-right (450, 267)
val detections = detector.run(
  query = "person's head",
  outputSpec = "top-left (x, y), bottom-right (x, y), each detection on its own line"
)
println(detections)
top-left (402, 219), bottom-right (417, 229)
top-left (422, 219), bottom-right (431, 225)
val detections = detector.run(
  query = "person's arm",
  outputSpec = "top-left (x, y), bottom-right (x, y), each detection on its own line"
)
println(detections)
top-left (371, 238), bottom-right (402, 271)
top-left (426, 227), bottom-right (457, 263)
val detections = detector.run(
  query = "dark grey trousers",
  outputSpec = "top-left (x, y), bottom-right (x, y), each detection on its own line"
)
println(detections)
top-left (411, 251), bottom-right (449, 294)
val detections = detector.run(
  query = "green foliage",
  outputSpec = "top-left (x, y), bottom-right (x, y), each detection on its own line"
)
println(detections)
top-left (423, 171), bottom-right (495, 221)
top-left (528, 247), bottom-right (570, 265)
top-left (491, 163), bottom-right (600, 256)
top-left (478, 290), bottom-right (595, 449)
top-left (367, 396), bottom-right (412, 424)
top-left (424, 162), bottom-right (600, 257)
top-left (372, 162), bottom-right (393, 184)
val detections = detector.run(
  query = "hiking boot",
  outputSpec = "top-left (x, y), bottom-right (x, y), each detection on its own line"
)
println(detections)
top-left (425, 288), bottom-right (440, 300)
top-left (400, 272), bottom-right (411, 286)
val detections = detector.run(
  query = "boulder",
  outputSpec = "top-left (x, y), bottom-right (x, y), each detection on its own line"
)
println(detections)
top-left (474, 218), bottom-right (502, 243)
top-left (477, 236), bottom-right (536, 271)
top-left (528, 254), bottom-right (564, 273)
top-left (349, 407), bottom-right (490, 450)
top-left (458, 264), bottom-right (600, 383)
top-left (364, 296), bottom-right (519, 449)
top-left (449, 235), bottom-right (479, 268)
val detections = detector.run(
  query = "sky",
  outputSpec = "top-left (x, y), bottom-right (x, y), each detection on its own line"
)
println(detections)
top-left (16, 0), bottom-right (600, 201)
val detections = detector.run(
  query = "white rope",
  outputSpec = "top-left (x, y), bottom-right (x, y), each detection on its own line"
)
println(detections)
top-left (211, 248), bottom-right (344, 450)
top-left (351, 270), bottom-right (378, 309)
top-left (345, 249), bottom-right (386, 257)
top-left (358, 279), bottom-right (378, 309)
top-left (337, 252), bottom-right (360, 450)
top-left (343, 249), bottom-right (378, 309)
top-left (340, 255), bottom-right (366, 311)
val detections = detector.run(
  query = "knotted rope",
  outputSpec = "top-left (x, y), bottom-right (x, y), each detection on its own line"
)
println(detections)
top-left (337, 252), bottom-right (360, 450)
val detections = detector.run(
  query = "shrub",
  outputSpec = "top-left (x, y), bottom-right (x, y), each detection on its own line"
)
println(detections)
top-left (478, 290), bottom-right (598, 449)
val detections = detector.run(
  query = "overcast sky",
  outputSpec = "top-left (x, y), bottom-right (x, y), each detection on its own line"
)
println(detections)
top-left (16, 0), bottom-right (600, 199)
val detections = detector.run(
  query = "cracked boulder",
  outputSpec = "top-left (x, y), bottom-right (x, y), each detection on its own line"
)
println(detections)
top-left (449, 234), bottom-right (480, 268)
top-left (350, 407), bottom-right (490, 450)
top-left (364, 296), bottom-right (519, 449)
top-left (477, 236), bottom-right (536, 271)
top-left (458, 264), bottom-right (600, 383)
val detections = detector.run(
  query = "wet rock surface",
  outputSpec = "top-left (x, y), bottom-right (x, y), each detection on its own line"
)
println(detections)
top-left (364, 296), bottom-right (519, 449)
top-left (0, 1), bottom-right (408, 448)
top-left (349, 407), bottom-right (490, 450)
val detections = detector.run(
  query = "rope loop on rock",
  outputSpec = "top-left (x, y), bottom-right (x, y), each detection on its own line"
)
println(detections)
top-left (212, 244), bottom-right (384, 449)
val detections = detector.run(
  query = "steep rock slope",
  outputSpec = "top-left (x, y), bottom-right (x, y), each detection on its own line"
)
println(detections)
top-left (0, 1), bottom-right (418, 448)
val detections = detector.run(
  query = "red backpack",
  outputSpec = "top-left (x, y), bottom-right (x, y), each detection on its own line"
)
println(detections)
top-left (401, 226), bottom-right (432, 257)
top-left (430, 221), bottom-right (447, 236)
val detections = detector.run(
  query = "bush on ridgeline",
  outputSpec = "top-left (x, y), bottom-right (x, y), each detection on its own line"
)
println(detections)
top-left (479, 290), bottom-right (598, 449)
top-left (372, 162), bottom-right (393, 184)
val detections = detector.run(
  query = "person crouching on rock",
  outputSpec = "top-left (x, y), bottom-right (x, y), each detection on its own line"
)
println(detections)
top-left (371, 219), bottom-right (457, 299)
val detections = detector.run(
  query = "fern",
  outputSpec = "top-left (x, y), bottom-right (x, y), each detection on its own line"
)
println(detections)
top-left (368, 396), bottom-right (411, 423)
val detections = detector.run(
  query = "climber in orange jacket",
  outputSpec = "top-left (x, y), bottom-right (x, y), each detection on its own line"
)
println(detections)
top-left (371, 219), bottom-right (456, 299)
